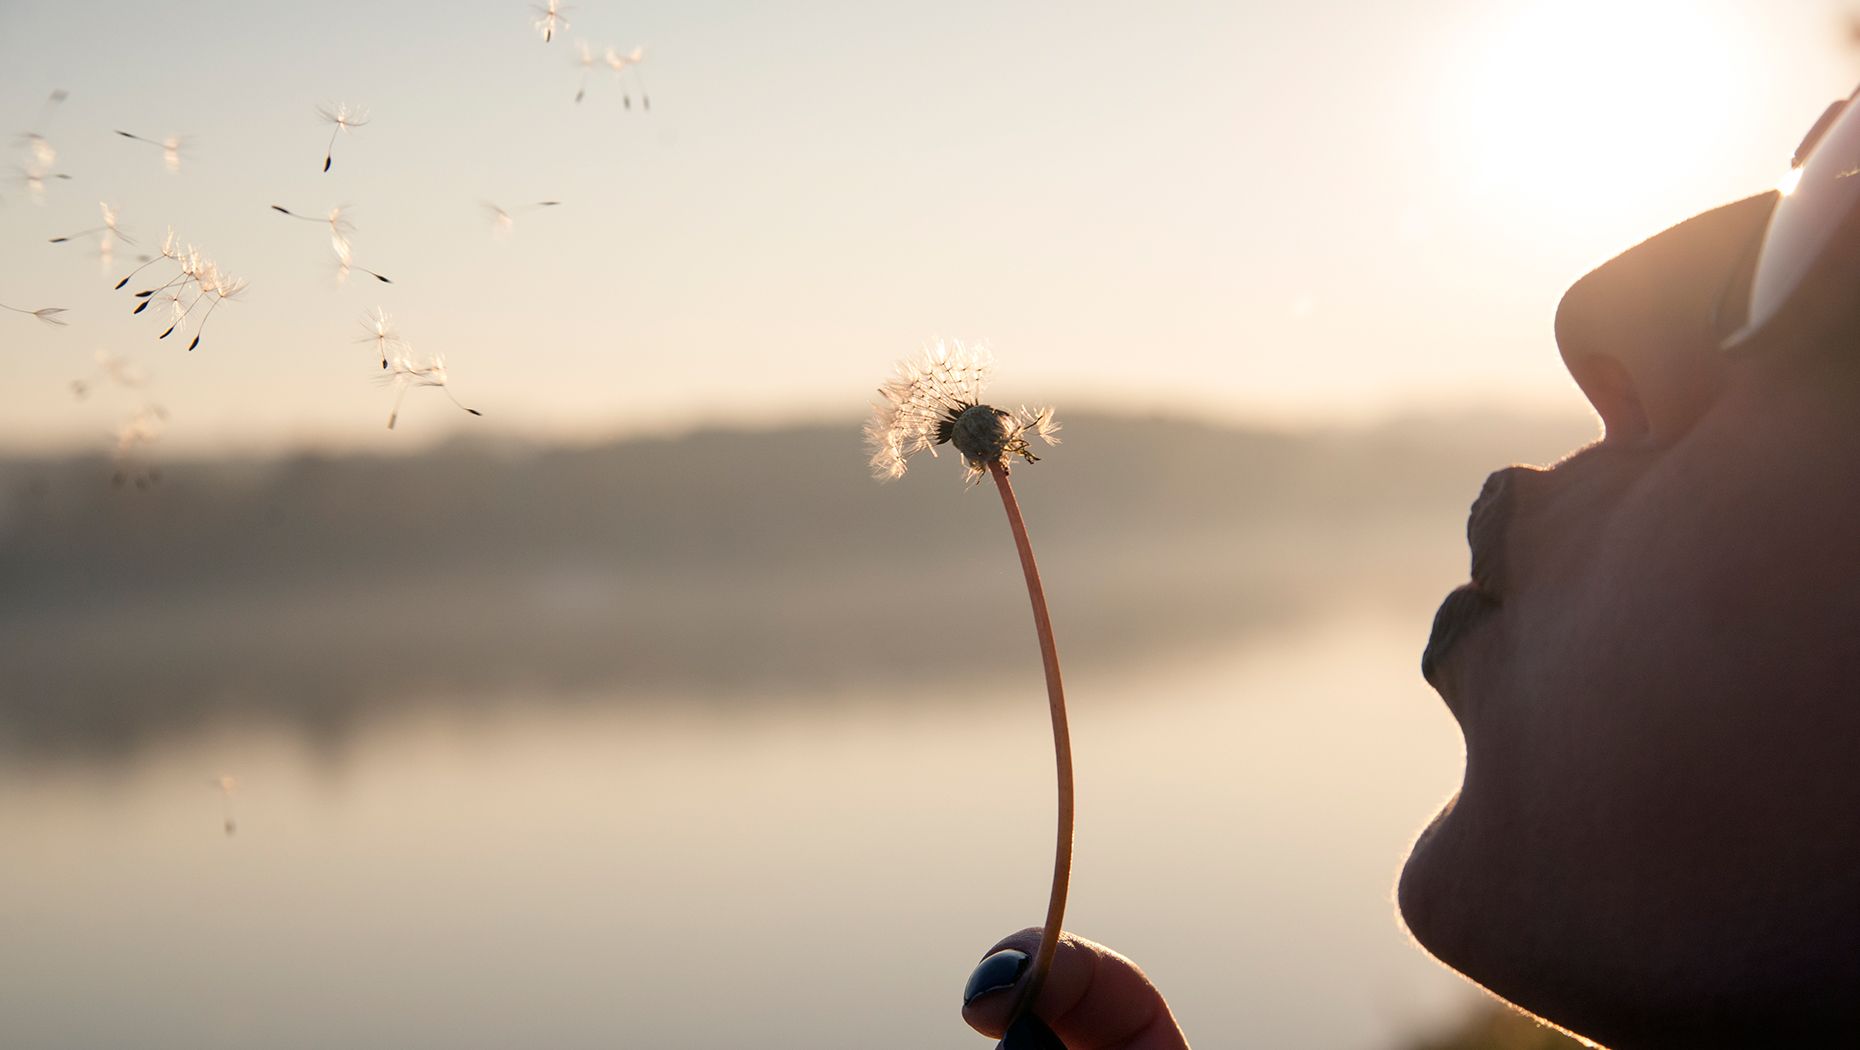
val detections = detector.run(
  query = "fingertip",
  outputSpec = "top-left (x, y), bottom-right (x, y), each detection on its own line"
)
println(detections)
top-left (962, 928), bottom-right (1045, 1037)
top-left (961, 931), bottom-right (1186, 1050)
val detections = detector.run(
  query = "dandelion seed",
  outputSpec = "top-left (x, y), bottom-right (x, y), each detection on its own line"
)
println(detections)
top-left (182, 262), bottom-right (247, 350)
top-left (604, 45), bottom-right (651, 110)
top-left (112, 404), bottom-right (168, 488)
top-left (115, 130), bottom-right (187, 173)
top-left (21, 132), bottom-right (56, 169)
top-left (213, 775), bottom-right (239, 836)
top-left (272, 203), bottom-right (391, 284)
top-left (315, 102), bottom-right (368, 172)
top-left (864, 340), bottom-right (1059, 484)
top-left (533, 0), bottom-right (568, 42)
top-left (866, 342), bottom-right (1071, 1042)
top-left (71, 349), bottom-right (148, 399)
top-left (380, 347), bottom-right (482, 429)
top-left (50, 201), bottom-right (136, 273)
top-left (116, 228), bottom-right (182, 290)
top-left (482, 199), bottom-right (560, 236)
top-left (0, 301), bottom-right (68, 326)
top-left (574, 40), bottom-right (599, 103)
top-left (30, 88), bottom-right (67, 129)
top-left (14, 89), bottom-right (69, 201)
top-left (49, 201), bottom-right (134, 245)
top-left (356, 306), bottom-right (402, 368)
top-left (13, 164), bottom-right (72, 205)
top-left (118, 232), bottom-right (243, 349)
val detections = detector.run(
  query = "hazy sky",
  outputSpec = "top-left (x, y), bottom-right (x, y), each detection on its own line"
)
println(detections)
top-left (1, 0), bottom-right (1855, 455)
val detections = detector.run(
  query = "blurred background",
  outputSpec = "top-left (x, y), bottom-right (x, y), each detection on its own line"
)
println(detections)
top-left (3, 2), bottom-right (1858, 1047)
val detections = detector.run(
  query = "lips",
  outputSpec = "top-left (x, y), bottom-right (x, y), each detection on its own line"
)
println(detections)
top-left (1421, 468), bottom-right (1518, 687)
top-left (1421, 584), bottom-right (1497, 686)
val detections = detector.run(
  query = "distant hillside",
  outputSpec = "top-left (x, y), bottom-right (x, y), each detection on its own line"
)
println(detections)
top-left (0, 411), bottom-right (1595, 755)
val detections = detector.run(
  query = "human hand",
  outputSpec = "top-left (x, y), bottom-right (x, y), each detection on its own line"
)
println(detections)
top-left (960, 929), bottom-right (1190, 1049)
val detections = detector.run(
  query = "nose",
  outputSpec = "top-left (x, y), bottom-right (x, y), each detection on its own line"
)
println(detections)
top-left (1553, 191), bottom-right (1779, 445)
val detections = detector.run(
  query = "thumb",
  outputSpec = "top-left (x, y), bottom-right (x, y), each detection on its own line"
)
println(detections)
top-left (961, 929), bottom-right (1189, 1049)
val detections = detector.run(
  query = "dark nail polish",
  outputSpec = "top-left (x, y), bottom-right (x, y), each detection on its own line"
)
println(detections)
top-left (963, 948), bottom-right (1029, 1006)
top-left (998, 1012), bottom-right (1065, 1049)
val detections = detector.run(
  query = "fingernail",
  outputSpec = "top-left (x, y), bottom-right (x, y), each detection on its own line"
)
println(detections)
top-left (963, 948), bottom-right (1029, 1006)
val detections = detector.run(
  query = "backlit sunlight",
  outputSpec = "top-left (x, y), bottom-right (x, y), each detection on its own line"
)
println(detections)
top-left (1436, 0), bottom-right (1756, 226)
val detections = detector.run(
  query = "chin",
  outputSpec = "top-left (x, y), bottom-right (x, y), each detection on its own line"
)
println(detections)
top-left (1395, 794), bottom-right (1465, 975)
top-left (1396, 790), bottom-right (1860, 1050)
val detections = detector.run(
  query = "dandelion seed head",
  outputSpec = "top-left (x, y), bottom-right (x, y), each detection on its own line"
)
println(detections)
top-left (949, 404), bottom-right (1018, 467)
top-left (864, 341), bottom-right (1060, 482)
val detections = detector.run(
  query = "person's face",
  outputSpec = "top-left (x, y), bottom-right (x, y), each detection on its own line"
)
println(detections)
top-left (1398, 193), bottom-right (1860, 1049)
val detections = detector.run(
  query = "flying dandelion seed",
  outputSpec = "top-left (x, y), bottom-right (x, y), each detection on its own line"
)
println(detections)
top-left (574, 40), bottom-right (599, 103)
top-left (0, 299), bottom-right (68, 325)
top-left (533, 0), bottom-right (568, 42)
top-left (29, 89), bottom-right (67, 131)
top-left (112, 404), bottom-right (168, 488)
top-left (13, 164), bottom-right (72, 205)
top-left (115, 228), bottom-right (182, 291)
top-left (482, 199), bottom-right (560, 236)
top-left (72, 349), bottom-right (149, 399)
top-left (21, 133), bottom-right (56, 169)
top-left (50, 201), bottom-right (136, 272)
top-left (380, 347), bottom-right (483, 430)
top-left (118, 234), bottom-right (245, 350)
top-left (114, 130), bottom-right (187, 173)
top-left (270, 203), bottom-right (391, 284)
top-left (179, 262), bottom-right (246, 350)
top-left (356, 306), bottom-right (402, 368)
top-left (866, 341), bottom-right (1069, 1046)
top-left (604, 45), bottom-right (651, 110)
top-left (14, 90), bottom-right (70, 201)
top-left (49, 201), bottom-right (134, 246)
top-left (315, 102), bottom-right (368, 172)
top-left (213, 775), bottom-right (239, 836)
top-left (18, 90), bottom-right (67, 169)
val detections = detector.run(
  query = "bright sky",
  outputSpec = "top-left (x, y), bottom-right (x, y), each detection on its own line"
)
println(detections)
top-left (0, 0), bottom-right (1854, 455)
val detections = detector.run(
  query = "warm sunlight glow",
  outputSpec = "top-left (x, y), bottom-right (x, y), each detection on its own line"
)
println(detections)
top-left (1437, 0), bottom-right (1754, 223)
top-left (1777, 164), bottom-right (1807, 196)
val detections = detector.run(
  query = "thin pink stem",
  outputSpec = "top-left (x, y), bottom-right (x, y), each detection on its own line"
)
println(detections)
top-left (988, 459), bottom-right (1074, 1030)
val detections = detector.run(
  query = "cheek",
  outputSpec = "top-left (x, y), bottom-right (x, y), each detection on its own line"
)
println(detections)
top-left (1422, 410), bottom-right (1860, 955)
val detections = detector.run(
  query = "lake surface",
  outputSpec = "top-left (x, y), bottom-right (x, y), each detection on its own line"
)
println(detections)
top-left (0, 598), bottom-right (1479, 1049)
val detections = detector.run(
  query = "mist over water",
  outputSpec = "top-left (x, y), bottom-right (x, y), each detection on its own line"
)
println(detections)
top-left (0, 411), bottom-right (1594, 1048)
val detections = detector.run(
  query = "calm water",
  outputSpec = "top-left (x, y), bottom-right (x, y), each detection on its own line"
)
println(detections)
top-left (0, 600), bottom-right (1477, 1049)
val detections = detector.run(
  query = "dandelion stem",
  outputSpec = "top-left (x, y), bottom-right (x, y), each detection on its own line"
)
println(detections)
top-left (986, 458), bottom-right (1074, 1032)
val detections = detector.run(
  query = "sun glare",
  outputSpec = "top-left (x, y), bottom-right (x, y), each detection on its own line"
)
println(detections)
top-left (1436, 0), bottom-right (1754, 223)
